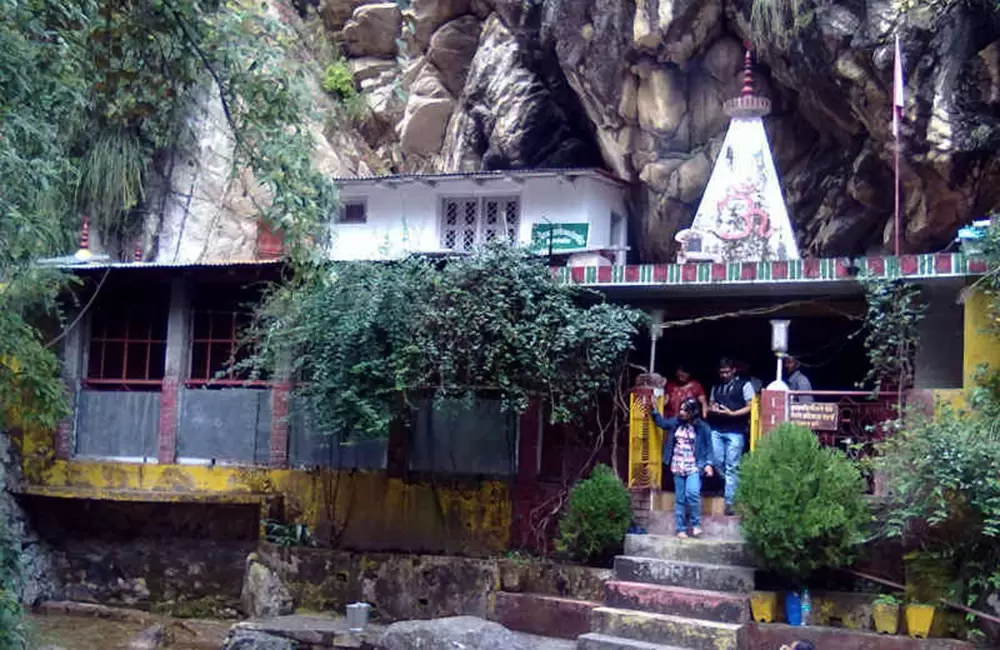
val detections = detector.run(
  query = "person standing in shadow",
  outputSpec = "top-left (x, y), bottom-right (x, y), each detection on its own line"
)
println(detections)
top-left (707, 358), bottom-right (754, 516)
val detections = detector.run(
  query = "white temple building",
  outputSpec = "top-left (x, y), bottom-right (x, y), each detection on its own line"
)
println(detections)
top-left (675, 50), bottom-right (799, 264)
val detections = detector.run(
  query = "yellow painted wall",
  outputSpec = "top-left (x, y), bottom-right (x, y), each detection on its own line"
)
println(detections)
top-left (963, 288), bottom-right (1000, 389)
top-left (16, 427), bottom-right (511, 557)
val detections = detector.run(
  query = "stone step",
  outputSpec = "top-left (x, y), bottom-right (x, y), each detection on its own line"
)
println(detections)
top-left (577, 632), bottom-right (686, 650)
top-left (603, 581), bottom-right (750, 624)
top-left (651, 493), bottom-right (728, 516)
top-left (614, 556), bottom-right (754, 593)
top-left (646, 511), bottom-right (743, 541)
top-left (589, 606), bottom-right (743, 650)
top-left (491, 591), bottom-right (597, 640)
top-left (624, 534), bottom-right (752, 566)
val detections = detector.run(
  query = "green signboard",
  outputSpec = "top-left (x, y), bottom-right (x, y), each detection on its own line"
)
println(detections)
top-left (529, 223), bottom-right (590, 252)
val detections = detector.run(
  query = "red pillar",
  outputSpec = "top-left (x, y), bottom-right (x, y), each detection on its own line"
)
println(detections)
top-left (760, 388), bottom-right (788, 435)
top-left (512, 400), bottom-right (541, 549)
top-left (269, 380), bottom-right (292, 468)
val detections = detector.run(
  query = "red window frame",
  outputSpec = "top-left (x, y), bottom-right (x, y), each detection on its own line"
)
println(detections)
top-left (85, 291), bottom-right (168, 389)
top-left (186, 289), bottom-right (268, 388)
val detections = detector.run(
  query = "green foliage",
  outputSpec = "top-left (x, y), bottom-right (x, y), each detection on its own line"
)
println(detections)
top-left (858, 275), bottom-right (925, 392)
top-left (735, 423), bottom-right (870, 585)
top-left (977, 213), bottom-right (1000, 333)
top-left (322, 60), bottom-right (356, 100)
top-left (874, 593), bottom-right (903, 606)
top-left (749, 0), bottom-right (813, 45)
top-left (247, 244), bottom-right (644, 439)
top-left (874, 394), bottom-right (1000, 620)
top-left (555, 464), bottom-right (632, 565)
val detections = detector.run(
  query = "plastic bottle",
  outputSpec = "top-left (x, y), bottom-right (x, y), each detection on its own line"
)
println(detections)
top-left (800, 588), bottom-right (811, 626)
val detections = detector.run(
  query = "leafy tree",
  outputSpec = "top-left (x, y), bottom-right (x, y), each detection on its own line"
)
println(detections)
top-left (0, 0), bottom-right (338, 637)
top-left (857, 275), bottom-right (925, 393)
top-left (248, 244), bottom-right (645, 439)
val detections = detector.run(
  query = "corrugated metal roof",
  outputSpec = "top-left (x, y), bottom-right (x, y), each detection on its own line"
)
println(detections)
top-left (331, 167), bottom-right (628, 185)
top-left (38, 256), bottom-right (284, 271)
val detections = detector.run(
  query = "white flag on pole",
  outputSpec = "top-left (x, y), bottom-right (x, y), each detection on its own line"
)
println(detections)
top-left (893, 34), bottom-right (904, 139)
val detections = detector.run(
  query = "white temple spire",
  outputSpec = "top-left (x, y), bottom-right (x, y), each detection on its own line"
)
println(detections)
top-left (676, 46), bottom-right (799, 263)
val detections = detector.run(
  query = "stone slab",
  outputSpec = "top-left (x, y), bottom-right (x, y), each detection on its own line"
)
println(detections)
top-left (745, 623), bottom-right (976, 650)
top-left (491, 592), bottom-right (597, 640)
top-left (577, 632), bottom-right (687, 649)
top-left (589, 606), bottom-right (743, 650)
top-left (624, 535), bottom-right (752, 566)
top-left (614, 556), bottom-right (755, 593)
top-left (603, 580), bottom-right (750, 624)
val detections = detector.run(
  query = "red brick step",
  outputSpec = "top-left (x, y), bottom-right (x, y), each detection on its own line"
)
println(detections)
top-left (604, 580), bottom-right (750, 624)
top-left (490, 591), bottom-right (598, 640)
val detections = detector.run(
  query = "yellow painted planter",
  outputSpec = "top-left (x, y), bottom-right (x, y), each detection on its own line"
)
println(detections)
top-left (905, 604), bottom-right (936, 639)
top-left (873, 603), bottom-right (900, 635)
top-left (750, 590), bottom-right (779, 623)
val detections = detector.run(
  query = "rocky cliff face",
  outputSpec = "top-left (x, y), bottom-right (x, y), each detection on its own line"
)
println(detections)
top-left (148, 0), bottom-right (1000, 263)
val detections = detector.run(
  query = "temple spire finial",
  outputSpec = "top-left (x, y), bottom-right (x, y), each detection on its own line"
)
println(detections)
top-left (741, 45), bottom-right (756, 98)
top-left (74, 215), bottom-right (94, 262)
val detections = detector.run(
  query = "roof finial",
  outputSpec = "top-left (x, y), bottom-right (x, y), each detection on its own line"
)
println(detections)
top-left (80, 215), bottom-right (90, 251)
top-left (741, 44), bottom-right (756, 98)
top-left (73, 215), bottom-right (94, 262)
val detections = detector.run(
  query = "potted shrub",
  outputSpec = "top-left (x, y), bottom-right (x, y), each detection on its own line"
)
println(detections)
top-left (735, 424), bottom-right (871, 626)
top-left (905, 601), bottom-right (936, 638)
top-left (872, 594), bottom-right (902, 634)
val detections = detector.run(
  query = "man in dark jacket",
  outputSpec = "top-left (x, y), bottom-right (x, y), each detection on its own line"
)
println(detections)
top-left (708, 357), bottom-right (754, 516)
top-left (649, 397), bottom-right (714, 538)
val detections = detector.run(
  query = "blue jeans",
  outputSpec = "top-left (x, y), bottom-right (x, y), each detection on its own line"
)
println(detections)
top-left (673, 472), bottom-right (702, 532)
top-left (712, 430), bottom-right (745, 507)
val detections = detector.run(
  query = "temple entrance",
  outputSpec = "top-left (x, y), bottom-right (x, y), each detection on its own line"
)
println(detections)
top-left (630, 295), bottom-right (870, 495)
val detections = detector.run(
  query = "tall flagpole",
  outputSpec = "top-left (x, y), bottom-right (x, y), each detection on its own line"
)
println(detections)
top-left (893, 34), bottom-right (904, 257)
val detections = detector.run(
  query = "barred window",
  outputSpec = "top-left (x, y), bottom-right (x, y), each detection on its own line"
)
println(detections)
top-left (188, 287), bottom-right (265, 386)
top-left (440, 197), bottom-right (520, 251)
top-left (86, 289), bottom-right (169, 388)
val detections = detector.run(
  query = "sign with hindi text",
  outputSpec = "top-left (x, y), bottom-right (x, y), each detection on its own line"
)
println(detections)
top-left (529, 223), bottom-right (589, 252)
top-left (788, 401), bottom-right (839, 431)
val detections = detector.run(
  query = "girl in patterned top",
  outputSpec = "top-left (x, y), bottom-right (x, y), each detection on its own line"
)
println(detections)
top-left (648, 397), bottom-right (714, 538)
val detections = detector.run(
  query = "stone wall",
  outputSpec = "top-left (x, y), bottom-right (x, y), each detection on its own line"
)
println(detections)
top-left (24, 497), bottom-right (259, 617)
top-left (259, 543), bottom-right (610, 622)
top-left (0, 433), bottom-right (60, 606)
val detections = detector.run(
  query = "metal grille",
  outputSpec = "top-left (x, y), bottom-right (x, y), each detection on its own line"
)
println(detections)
top-left (441, 197), bottom-right (519, 251)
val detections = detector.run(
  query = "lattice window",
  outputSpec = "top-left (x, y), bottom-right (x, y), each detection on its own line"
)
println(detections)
top-left (440, 197), bottom-right (519, 251)
top-left (189, 287), bottom-right (265, 386)
top-left (86, 289), bottom-right (169, 388)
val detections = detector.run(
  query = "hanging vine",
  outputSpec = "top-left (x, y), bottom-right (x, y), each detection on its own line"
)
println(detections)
top-left (857, 274), bottom-right (926, 393)
top-left (245, 244), bottom-right (645, 440)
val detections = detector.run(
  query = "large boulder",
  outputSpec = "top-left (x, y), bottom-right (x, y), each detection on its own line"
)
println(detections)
top-left (241, 554), bottom-right (294, 619)
top-left (426, 15), bottom-right (481, 96)
top-left (378, 616), bottom-right (532, 650)
top-left (438, 13), bottom-right (601, 170)
top-left (342, 3), bottom-right (402, 58)
top-left (406, 0), bottom-right (471, 50)
top-left (221, 630), bottom-right (296, 650)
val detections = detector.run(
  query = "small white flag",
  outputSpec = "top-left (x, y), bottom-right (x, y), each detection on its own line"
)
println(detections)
top-left (893, 34), bottom-right (904, 139)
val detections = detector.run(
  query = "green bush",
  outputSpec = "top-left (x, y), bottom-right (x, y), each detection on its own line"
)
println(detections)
top-left (875, 394), bottom-right (1000, 621)
top-left (322, 61), bottom-right (356, 100)
top-left (735, 423), bottom-right (870, 586)
top-left (556, 464), bottom-right (631, 565)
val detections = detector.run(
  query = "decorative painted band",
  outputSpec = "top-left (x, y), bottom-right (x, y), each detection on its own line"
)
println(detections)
top-left (553, 254), bottom-right (988, 286)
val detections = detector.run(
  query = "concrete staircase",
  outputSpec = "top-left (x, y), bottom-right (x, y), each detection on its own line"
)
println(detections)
top-left (578, 501), bottom-right (753, 650)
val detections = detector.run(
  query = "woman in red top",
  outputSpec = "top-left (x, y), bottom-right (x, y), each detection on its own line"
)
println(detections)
top-left (665, 364), bottom-right (708, 419)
